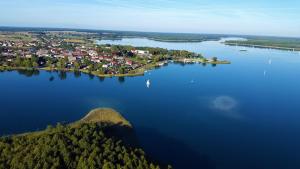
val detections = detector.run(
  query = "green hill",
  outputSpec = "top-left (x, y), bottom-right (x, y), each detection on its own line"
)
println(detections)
top-left (76, 108), bottom-right (132, 127)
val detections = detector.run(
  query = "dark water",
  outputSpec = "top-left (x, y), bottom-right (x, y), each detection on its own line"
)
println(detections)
top-left (1, 38), bottom-right (300, 169)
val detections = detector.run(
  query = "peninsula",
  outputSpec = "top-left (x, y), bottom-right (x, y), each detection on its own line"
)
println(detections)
top-left (0, 31), bottom-right (230, 78)
top-left (0, 108), bottom-right (171, 169)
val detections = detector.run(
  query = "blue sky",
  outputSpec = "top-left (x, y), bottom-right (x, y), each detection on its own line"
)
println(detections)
top-left (0, 0), bottom-right (300, 37)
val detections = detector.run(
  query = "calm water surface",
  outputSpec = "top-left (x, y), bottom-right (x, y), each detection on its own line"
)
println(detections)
top-left (1, 38), bottom-right (300, 169)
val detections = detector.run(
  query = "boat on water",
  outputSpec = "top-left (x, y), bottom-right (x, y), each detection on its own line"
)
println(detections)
top-left (268, 59), bottom-right (272, 65)
top-left (146, 80), bottom-right (150, 88)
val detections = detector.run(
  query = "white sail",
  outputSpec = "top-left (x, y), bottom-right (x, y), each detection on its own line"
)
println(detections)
top-left (146, 80), bottom-right (150, 88)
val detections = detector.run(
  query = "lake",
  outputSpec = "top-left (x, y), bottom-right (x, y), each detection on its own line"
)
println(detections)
top-left (1, 38), bottom-right (300, 169)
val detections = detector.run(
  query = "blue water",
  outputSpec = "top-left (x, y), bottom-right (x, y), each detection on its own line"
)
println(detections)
top-left (1, 38), bottom-right (300, 169)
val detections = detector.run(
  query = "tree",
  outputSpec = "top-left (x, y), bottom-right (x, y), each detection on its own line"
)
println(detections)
top-left (212, 57), bottom-right (218, 62)
top-left (14, 57), bottom-right (22, 67)
top-left (74, 61), bottom-right (81, 70)
top-left (23, 59), bottom-right (32, 67)
top-left (0, 123), bottom-right (169, 169)
top-left (32, 61), bottom-right (38, 68)
top-left (57, 58), bottom-right (66, 69)
top-left (118, 67), bottom-right (126, 74)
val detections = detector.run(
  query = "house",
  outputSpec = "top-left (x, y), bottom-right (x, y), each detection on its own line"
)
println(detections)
top-left (68, 56), bottom-right (77, 63)
top-left (104, 56), bottom-right (112, 62)
top-left (131, 50), bottom-right (149, 55)
top-left (36, 49), bottom-right (49, 57)
top-left (25, 55), bottom-right (32, 59)
top-left (88, 50), bottom-right (98, 57)
top-left (110, 61), bottom-right (118, 66)
top-left (125, 59), bottom-right (133, 66)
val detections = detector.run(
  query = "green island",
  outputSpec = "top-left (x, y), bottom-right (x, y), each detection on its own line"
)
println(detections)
top-left (0, 31), bottom-right (230, 78)
top-left (224, 36), bottom-right (300, 51)
top-left (0, 108), bottom-right (171, 169)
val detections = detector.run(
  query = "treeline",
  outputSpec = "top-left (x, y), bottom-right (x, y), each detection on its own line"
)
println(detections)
top-left (0, 123), bottom-right (170, 169)
top-left (9, 56), bottom-right (39, 68)
top-left (225, 37), bottom-right (300, 50)
top-left (97, 31), bottom-right (223, 42)
top-left (98, 44), bottom-right (204, 59)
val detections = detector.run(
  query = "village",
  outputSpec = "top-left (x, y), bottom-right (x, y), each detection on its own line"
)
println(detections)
top-left (0, 32), bottom-right (228, 76)
top-left (0, 32), bottom-right (159, 75)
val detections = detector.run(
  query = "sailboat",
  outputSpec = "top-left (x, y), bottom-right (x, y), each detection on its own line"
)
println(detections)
top-left (146, 80), bottom-right (150, 88)
top-left (268, 59), bottom-right (272, 65)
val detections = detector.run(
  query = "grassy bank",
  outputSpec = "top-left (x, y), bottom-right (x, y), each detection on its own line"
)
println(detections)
top-left (74, 108), bottom-right (132, 127)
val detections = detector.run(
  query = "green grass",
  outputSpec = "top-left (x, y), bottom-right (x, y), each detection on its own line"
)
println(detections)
top-left (0, 33), bottom-right (34, 42)
top-left (75, 108), bottom-right (132, 127)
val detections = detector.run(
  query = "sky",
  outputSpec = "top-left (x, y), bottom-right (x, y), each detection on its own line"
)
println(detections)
top-left (0, 0), bottom-right (300, 37)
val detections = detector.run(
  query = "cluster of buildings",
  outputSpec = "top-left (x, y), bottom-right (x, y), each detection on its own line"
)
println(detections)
top-left (0, 38), bottom-right (154, 74)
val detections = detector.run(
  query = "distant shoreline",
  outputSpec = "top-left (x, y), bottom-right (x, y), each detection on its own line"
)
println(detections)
top-left (224, 42), bottom-right (300, 52)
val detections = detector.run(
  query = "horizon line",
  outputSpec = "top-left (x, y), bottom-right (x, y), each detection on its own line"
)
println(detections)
top-left (0, 25), bottom-right (299, 39)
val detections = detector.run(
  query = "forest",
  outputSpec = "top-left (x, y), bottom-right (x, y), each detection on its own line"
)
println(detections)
top-left (0, 122), bottom-right (171, 169)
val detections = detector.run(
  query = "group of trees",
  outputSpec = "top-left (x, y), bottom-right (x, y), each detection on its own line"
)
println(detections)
top-left (97, 45), bottom-right (135, 58)
top-left (98, 44), bottom-right (203, 60)
top-left (11, 56), bottom-right (39, 68)
top-left (0, 123), bottom-right (170, 169)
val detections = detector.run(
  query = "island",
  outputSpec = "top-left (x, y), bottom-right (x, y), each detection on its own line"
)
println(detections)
top-left (0, 108), bottom-right (171, 169)
top-left (0, 30), bottom-right (230, 78)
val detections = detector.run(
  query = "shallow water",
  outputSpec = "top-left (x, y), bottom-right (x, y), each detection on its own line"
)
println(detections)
top-left (1, 38), bottom-right (300, 169)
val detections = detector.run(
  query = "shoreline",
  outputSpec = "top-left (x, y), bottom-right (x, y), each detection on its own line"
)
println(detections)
top-left (15, 108), bottom-right (132, 137)
top-left (96, 36), bottom-right (220, 43)
top-left (224, 42), bottom-right (300, 52)
top-left (0, 59), bottom-right (230, 77)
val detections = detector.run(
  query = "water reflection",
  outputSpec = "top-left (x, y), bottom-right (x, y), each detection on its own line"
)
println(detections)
top-left (49, 76), bottom-right (55, 82)
top-left (212, 96), bottom-right (237, 111)
top-left (17, 69), bottom-right (40, 77)
top-left (138, 127), bottom-right (216, 169)
top-left (88, 73), bottom-right (95, 80)
top-left (211, 96), bottom-right (241, 119)
top-left (58, 71), bottom-right (67, 80)
top-left (74, 71), bottom-right (81, 78)
top-left (98, 76), bottom-right (105, 82)
top-left (118, 77), bottom-right (125, 84)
